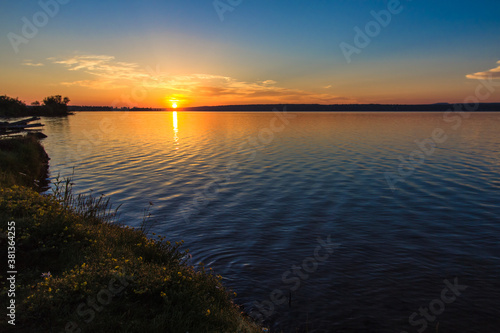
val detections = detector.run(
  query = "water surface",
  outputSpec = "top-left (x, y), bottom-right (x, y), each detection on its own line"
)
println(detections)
top-left (42, 111), bottom-right (500, 332)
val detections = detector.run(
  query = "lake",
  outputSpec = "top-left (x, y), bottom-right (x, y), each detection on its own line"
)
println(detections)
top-left (41, 111), bottom-right (500, 332)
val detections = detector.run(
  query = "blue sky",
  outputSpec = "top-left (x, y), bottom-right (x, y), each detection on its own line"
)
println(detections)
top-left (1, 0), bottom-right (499, 106)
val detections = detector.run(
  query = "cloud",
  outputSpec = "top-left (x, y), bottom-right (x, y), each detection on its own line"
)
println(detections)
top-left (324, 85), bottom-right (332, 89)
top-left (22, 60), bottom-right (44, 67)
top-left (51, 53), bottom-right (357, 104)
top-left (466, 60), bottom-right (500, 80)
top-left (60, 80), bottom-right (129, 90)
top-left (51, 54), bottom-right (149, 89)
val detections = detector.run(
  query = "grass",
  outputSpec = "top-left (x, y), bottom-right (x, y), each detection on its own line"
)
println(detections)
top-left (0, 135), bottom-right (49, 191)
top-left (0, 137), bottom-right (263, 332)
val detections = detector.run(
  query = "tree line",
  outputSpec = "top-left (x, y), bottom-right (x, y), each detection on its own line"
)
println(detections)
top-left (0, 95), bottom-right (70, 117)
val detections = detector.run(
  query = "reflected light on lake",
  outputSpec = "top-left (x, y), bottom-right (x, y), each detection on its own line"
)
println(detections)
top-left (172, 111), bottom-right (179, 146)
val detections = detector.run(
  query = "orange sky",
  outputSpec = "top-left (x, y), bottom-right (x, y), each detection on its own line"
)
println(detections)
top-left (1, 2), bottom-right (499, 108)
top-left (3, 54), bottom-right (499, 108)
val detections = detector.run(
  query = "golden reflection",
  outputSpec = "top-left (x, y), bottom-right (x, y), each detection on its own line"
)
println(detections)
top-left (172, 111), bottom-right (179, 146)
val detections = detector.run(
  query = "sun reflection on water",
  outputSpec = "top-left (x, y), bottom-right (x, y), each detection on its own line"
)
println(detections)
top-left (173, 111), bottom-right (179, 147)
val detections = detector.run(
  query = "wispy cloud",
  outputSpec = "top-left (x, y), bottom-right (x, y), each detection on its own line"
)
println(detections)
top-left (51, 55), bottom-right (148, 84)
top-left (50, 54), bottom-right (356, 104)
top-left (60, 79), bottom-right (130, 90)
top-left (466, 60), bottom-right (500, 80)
top-left (22, 60), bottom-right (44, 67)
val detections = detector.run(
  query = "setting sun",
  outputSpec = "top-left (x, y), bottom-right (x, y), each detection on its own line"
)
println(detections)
top-left (172, 102), bottom-right (178, 109)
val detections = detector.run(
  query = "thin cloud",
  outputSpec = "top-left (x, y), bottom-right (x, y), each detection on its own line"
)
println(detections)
top-left (52, 54), bottom-right (357, 104)
top-left (23, 60), bottom-right (44, 67)
top-left (466, 60), bottom-right (500, 80)
top-left (52, 54), bottom-right (148, 86)
top-left (60, 79), bottom-right (129, 90)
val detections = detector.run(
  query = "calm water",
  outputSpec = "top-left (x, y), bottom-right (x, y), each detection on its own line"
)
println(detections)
top-left (41, 111), bottom-right (500, 332)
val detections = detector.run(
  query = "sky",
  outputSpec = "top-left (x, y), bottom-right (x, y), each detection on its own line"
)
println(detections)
top-left (1, 0), bottom-right (500, 108)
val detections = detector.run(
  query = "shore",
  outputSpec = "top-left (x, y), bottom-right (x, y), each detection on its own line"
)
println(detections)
top-left (0, 136), bottom-right (262, 332)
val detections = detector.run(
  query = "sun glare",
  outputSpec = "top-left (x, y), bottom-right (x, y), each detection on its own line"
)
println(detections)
top-left (172, 102), bottom-right (178, 109)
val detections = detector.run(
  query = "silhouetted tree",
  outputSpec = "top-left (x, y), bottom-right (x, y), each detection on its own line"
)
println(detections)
top-left (42, 95), bottom-right (70, 116)
top-left (0, 95), bottom-right (28, 117)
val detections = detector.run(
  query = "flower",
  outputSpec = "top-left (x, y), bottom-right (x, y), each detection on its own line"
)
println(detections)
top-left (205, 309), bottom-right (211, 316)
top-left (41, 272), bottom-right (51, 278)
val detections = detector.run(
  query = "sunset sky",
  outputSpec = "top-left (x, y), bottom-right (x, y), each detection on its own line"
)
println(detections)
top-left (1, 0), bottom-right (500, 108)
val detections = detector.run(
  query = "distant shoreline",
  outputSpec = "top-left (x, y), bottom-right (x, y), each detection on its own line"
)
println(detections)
top-left (68, 103), bottom-right (500, 112)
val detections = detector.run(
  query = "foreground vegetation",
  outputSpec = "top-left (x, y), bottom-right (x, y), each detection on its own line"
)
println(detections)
top-left (0, 135), bottom-right (49, 190)
top-left (0, 137), bottom-right (262, 332)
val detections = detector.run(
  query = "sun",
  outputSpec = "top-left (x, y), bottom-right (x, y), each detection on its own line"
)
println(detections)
top-left (172, 102), bottom-right (178, 109)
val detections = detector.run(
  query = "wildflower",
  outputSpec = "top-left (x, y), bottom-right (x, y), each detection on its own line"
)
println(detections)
top-left (160, 291), bottom-right (166, 297)
top-left (205, 309), bottom-right (211, 316)
top-left (41, 272), bottom-right (51, 278)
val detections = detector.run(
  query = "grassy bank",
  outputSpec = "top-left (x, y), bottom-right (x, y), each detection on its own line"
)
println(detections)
top-left (0, 135), bottom-right (49, 191)
top-left (0, 137), bottom-right (262, 332)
